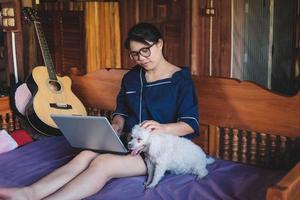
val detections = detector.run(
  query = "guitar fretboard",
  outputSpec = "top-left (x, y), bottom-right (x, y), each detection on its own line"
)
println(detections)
top-left (34, 21), bottom-right (57, 81)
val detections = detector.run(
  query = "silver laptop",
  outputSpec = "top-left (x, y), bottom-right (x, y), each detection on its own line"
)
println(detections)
top-left (51, 114), bottom-right (129, 154)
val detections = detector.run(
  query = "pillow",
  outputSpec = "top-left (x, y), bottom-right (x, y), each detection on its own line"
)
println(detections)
top-left (10, 129), bottom-right (33, 147)
top-left (0, 129), bottom-right (18, 154)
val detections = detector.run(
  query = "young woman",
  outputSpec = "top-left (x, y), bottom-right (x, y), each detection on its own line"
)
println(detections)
top-left (0, 22), bottom-right (199, 200)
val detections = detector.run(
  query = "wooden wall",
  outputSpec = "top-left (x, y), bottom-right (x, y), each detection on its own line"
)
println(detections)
top-left (2, 0), bottom-right (299, 91)
top-left (191, 0), bottom-right (231, 76)
top-left (38, 11), bottom-right (85, 75)
top-left (1, 0), bottom-right (233, 84)
top-left (119, 0), bottom-right (191, 69)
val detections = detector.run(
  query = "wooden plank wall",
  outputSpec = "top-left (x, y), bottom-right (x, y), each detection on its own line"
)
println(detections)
top-left (2, 0), bottom-right (233, 85)
top-left (119, 0), bottom-right (191, 69)
top-left (191, 0), bottom-right (231, 77)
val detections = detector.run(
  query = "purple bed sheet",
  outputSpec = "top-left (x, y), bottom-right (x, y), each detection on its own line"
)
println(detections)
top-left (0, 136), bottom-right (286, 200)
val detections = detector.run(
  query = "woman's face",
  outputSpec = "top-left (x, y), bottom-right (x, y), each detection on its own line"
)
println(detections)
top-left (129, 40), bottom-right (163, 71)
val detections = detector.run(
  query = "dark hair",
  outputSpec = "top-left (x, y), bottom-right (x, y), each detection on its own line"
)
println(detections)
top-left (124, 22), bottom-right (163, 49)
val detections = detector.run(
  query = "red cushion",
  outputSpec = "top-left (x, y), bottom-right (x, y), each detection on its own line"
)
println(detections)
top-left (10, 129), bottom-right (33, 147)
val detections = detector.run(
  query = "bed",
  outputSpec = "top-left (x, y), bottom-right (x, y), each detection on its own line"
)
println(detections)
top-left (0, 68), bottom-right (299, 200)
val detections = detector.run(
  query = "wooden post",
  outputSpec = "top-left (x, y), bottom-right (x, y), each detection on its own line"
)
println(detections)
top-left (1, 0), bottom-right (24, 85)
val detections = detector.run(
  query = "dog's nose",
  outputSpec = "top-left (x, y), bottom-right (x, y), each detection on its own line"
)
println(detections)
top-left (127, 143), bottom-right (132, 149)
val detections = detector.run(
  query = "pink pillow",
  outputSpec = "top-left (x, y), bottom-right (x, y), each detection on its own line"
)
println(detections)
top-left (0, 129), bottom-right (18, 154)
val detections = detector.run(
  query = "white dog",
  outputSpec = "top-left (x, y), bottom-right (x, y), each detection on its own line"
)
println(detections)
top-left (128, 125), bottom-right (214, 188)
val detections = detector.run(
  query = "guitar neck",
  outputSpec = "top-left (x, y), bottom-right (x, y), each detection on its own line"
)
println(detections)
top-left (34, 21), bottom-right (57, 81)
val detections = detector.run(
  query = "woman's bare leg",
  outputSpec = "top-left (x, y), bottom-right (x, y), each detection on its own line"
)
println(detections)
top-left (44, 153), bottom-right (146, 200)
top-left (0, 150), bottom-right (98, 200)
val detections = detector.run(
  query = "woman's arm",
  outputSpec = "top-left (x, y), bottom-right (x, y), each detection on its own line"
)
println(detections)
top-left (140, 120), bottom-right (194, 136)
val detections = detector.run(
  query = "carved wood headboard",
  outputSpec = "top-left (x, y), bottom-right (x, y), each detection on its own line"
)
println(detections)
top-left (71, 69), bottom-right (300, 169)
top-left (194, 76), bottom-right (300, 170)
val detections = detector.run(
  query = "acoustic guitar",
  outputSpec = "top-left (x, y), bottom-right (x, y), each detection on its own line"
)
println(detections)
top-left (23, 8), bottom-right (87, 136)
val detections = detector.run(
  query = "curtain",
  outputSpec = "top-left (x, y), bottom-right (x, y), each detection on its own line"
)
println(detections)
top-left (85, 2), bottom-right (121, 73)
top-left (232, 0), bottom-right (296, 93)
top-left (231, 0), bottom-right (271, 88)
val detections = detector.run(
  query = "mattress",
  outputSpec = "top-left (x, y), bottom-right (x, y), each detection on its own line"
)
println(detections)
top-left (0, 136), bottom-right (286, 200)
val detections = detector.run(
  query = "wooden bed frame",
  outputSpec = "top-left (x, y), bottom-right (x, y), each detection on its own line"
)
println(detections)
top-left (0, 96), bottom-right (20, 132)
top-left (69, 69), bottom-right (300, 200)
top-left (1, 68), bottom-right (298, 199)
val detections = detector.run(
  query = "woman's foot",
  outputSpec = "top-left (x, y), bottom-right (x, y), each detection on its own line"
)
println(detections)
top-left (0, 187), bottom-right (32, 200)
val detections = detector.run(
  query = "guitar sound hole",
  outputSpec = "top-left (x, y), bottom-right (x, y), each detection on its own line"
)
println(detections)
top-left (48, 80), bottom-right (61, 92)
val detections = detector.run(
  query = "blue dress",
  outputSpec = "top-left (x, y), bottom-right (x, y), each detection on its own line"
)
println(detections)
top-left (113, 65), bottom-right (199, 139)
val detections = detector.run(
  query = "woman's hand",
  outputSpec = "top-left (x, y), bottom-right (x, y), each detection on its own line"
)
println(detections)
top-left (111, 123), bottom-right (123, 136)
top-left (111, 115), bottom-right (125, 136)
top-left (140, 120), bottom-right (168, 134)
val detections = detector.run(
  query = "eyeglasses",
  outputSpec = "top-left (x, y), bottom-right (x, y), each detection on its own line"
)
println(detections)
top-left (129, 43), bottom-right (156, 61)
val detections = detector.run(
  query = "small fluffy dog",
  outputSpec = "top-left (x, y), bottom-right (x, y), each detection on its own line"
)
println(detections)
top-left (128, 125), bottom-right (214, 188)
